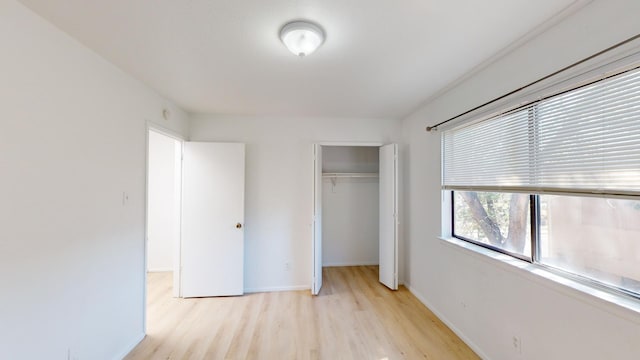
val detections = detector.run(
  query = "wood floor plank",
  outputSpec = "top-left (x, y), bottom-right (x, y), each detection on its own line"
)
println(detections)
top-left (125, 266), bottom-right (478, 360)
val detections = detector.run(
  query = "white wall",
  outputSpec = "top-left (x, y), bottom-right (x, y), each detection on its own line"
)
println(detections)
top-left (401, 1), bottom-right (640, 359)
top-left (0, 1), bottom-right (189, 359)
top-left (322, 146), bottom-right (379, 173)
top-left (322, 179), bottom-right (379, 266)
top-left (147, 130), bottom-right (181, 272)
top-left (189, 115), bottom-right (400, 292)
top-left (322, 146), bottom-right (379, 266)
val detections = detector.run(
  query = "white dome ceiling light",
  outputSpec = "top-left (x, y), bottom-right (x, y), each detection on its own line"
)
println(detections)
top-left (279, 20), bottom-right (325, 57)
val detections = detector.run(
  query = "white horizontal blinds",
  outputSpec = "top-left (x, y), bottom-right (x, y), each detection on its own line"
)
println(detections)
top-left (443, 66), bottom-right (640, 196)
top-left (536, 69), bottom-right (640, 193)
top-left (443, 107), bottom-right (533, 187)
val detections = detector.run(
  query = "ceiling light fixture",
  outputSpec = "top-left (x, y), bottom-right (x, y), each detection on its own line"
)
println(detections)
top-left (279, 20), bottom-right (325, 57)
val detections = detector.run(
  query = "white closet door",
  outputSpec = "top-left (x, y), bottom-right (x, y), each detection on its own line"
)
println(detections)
top-left (312, 144), bottom-right (323, 295)
top-left (181, 142), bottom-right (245, 297)
top-left (379, 144), bottom-right (398, 290)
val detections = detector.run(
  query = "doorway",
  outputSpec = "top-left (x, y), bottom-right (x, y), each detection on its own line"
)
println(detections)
top-left (146, 128), bottom-right (183, 298)
top-left (312, 143), bottom-right (399, 295)
top-left (322, 146), bottom-right (380, 267)
top-left (146, 131), bottom-right (247, 296)
top-left (145, 130), bottom-right (247, 331)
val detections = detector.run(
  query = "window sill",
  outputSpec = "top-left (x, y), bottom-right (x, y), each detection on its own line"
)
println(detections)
top-left (438, 236), bottom-right (640, 324)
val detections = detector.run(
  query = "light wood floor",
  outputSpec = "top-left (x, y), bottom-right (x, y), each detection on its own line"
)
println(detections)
top-left (125, 266), bottom-right (478, 359)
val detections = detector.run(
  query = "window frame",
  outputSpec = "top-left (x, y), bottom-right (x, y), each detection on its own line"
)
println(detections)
top-left (451, 191), bottom-right (535, 263)
top-left (450, 190), bottom-right (640, 300)
top-left (445, 63), bottom-right (640, 301)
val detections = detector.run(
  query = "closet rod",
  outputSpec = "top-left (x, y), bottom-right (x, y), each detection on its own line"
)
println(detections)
top-left (322, 172), bottom-right (378, 178)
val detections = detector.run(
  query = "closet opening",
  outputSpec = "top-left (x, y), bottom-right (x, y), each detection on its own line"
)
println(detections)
top-left (322, 146), bottom-right (380, 267)
top-left (312, 143), bottom-right (398, 295)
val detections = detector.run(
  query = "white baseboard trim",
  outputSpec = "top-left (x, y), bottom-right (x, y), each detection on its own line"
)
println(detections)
top-left (244, 285), bottom-right (310, 294)
top-left (406, 284), bottom-right (490, 360)
top-left (112, 332), bottom-right (145, 360)
top-left (323, 261), bottom-right (379, 267)
top-left (147, 267), bottom-right (172, 272)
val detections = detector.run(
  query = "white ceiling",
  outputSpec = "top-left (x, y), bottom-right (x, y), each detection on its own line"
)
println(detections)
top-left (19, 0), bottom-right (578, 119)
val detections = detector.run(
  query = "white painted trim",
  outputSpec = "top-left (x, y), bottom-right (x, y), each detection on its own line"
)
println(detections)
top-left (323, 261), bottom-right (380, 267)
top-left (311, 143), bottom-right (322, 295)
top-left (147, 121), bottom-right (188, 141)
top-left (392, 143), bottom-right (399, 290)
top-left (112, 332), bottom-right (145, 360)
top-left (147, 268), bottom-right (173, 273)
top-left (311, 144), bottom-right (316, 295)
top-left (406, 284), bottom-right (491, 360)
top-left (143, 127), bottom-right (149, 335)
top-left (175, 140), bottom-right (184, 298)
top-left (244, 285), bottom-right (310, 294)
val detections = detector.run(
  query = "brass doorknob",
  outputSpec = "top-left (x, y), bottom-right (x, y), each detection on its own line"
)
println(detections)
top-left (236, 223), bottom-right (242, 229)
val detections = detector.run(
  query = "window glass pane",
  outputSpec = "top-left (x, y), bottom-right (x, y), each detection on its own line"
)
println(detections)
top-left (539, 195), bottom-right (640, 295)
top-left (453, 191), bottom-right (531, 258)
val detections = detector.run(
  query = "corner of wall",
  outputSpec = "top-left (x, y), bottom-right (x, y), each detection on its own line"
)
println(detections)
top-left (405, 284), bottom-right (491, 360)
top-left (112, 333), bottom-right (146, 360)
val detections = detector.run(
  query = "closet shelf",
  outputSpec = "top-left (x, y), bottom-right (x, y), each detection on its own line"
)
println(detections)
top-left (322, 172), bottom-right (378, 178)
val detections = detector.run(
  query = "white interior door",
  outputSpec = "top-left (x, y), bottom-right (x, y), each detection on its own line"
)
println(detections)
top-left (379, 144), bottom-right (398, 290)
top-left (312, 144), bottom-right (323, 295)
top-left (181, 142), bottom-right (245, 297)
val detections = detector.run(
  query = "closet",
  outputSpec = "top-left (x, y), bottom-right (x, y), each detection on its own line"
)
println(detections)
top-left (322, 146), bottom-right (380, 267)
top-left (312, 143), bottom-right (398, 295)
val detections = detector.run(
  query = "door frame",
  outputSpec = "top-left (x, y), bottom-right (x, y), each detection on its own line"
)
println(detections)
top-left (311, 141), bottom-right (387, 294)
top-left (144, 122), bottom-right (186, 333)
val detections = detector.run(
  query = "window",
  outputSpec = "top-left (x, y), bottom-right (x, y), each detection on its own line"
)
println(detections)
top-left (539, 195), bottom-right (640, 295)
top-left (445, 65), bottom-right (640, 298)
top-left (453, 191), bottom-right (531, 259)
